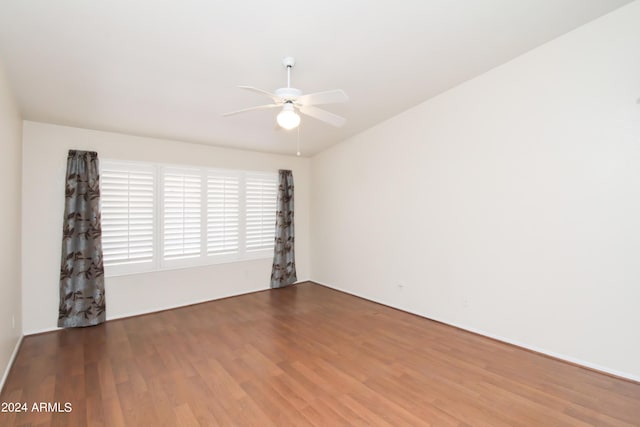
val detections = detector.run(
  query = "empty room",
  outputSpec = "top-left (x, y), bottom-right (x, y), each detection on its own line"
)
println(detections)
top-left (1, 0), bottom-right (639, 425)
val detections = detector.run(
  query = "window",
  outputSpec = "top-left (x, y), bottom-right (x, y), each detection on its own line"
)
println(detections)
top-left (207, 172), bottom-right (240, 255)
top-left (246, 173), bottom-right (278, 252)
top-left (100, 160), bottom-right (278, 276)
top-left (100, 163), bottom-right (155, 275)
top-left (162, 168), bottom-right (202, 261)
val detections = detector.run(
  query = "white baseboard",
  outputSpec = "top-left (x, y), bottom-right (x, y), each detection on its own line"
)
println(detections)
top-left (105, 287), bottom-right (268, 322)
top-left (432, 319), bottom-right (640, 383)
top-left (0, 335), bottom-right (24, 394)
top-left (23, 326), bottom-right (60, 336)
top-left (314, 281), bottom-right (640, 383)
top-left (23, 286), bottom-right (270, 336)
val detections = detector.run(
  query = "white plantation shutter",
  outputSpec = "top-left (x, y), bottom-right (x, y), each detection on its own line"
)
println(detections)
top-left (162, 168), bottom-right (202, 260)
top-left (100, 160), bottom-right (278, 276)
top-left (245, 173), bottom-right (278, 252)
top-left (207, 173), bottom-right (240, 255)
top-left (100, 163), bottom-right (155, 271)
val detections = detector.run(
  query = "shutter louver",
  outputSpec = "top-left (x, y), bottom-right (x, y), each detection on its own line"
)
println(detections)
top-left (163, 169), bottom-right (202, 260)
top-left (101, 166), bottom-right (155, 267)
top-left (207, 173), bottom-right (240, 255)
top-left (245, 174), bottom-right (278, 252)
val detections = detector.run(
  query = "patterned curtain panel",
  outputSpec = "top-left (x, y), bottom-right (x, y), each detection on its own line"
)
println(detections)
top-left (270, 170), bottom-right (297, 288)
top-left (58, 150), bottom-right (106, 327)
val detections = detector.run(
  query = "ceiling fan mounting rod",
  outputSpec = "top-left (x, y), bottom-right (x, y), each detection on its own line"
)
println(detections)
top-left (282, 56), bottom-right (295, 89)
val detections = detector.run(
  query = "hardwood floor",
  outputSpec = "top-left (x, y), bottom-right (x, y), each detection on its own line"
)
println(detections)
top-left (1, 283), bottom-right (639, 426)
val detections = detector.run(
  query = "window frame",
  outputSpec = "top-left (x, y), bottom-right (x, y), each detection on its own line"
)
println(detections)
top-left (100, 159), bottom-right (278, 277)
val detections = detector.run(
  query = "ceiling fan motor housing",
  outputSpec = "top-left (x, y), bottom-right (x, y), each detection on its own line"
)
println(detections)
top-left (275, 87), bottom-right (301, 101)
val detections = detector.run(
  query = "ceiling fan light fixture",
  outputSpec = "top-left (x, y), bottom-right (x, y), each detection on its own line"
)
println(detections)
top-left (277, 103), bottom-right (300, 129)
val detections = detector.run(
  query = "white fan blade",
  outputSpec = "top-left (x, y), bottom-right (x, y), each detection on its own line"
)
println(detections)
top-left (297, 89), bottom-right (348, 106)
top-left (299, 105), bottom-right (346, 127)
top-left (238, 86), bottom-right (282, 103)
top-left (222, 104), bottom-right (280, 117)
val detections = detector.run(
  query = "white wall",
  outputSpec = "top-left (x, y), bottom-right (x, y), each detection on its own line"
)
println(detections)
top-left (22, 121), bottom-right (311, 334)
top-left (0, 60), bottom-right (23, 388)
top-left (311, 2), bottom-right (640, 380)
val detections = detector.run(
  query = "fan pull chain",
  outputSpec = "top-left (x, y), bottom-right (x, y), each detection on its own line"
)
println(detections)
top-left (297, 125), bottom-right (301, 157)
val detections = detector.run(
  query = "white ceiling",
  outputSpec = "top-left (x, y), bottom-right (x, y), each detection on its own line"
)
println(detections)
top-left (0, 0), bottom-right (633, 156)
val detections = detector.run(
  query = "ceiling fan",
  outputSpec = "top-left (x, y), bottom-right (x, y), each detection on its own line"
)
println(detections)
top-left (223, 57), bottom-right (348, 130)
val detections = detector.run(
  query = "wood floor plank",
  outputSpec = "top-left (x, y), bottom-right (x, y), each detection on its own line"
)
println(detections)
top-left (1, 283), bottom-right (639, 426)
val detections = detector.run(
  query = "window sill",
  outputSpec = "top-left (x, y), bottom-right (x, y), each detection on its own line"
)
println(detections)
top-left (104, 252), bottom-right (273, 278)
